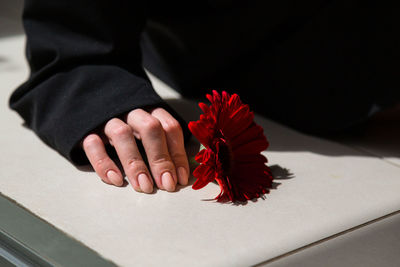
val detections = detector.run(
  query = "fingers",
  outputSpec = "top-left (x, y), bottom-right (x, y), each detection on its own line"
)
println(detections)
top-left (82, 134), bottom-right (124, 186)
top-left (127, 109), bottom-right (179, 192)
top-left (104, 118), bottom-right (153, 193)
top-left (84, 108), bottom-right (188, 194)
top-left (150, 108), bottom-right (189, 186)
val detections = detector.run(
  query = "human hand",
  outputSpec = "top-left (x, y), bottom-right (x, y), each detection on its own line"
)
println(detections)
top-left (82, 108), bottom-right (189, 193)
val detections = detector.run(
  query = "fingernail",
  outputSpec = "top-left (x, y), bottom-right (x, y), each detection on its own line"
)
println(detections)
top-left (161, 172), bottom-right (175, 192)
top-left (138, 173), bottom-right (153, 194)
top-left (178, 167), bottom-right (188, 185)
top-left (107, 170), bottom-right (122, 186)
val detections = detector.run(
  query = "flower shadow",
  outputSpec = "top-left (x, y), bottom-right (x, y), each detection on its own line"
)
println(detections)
top-left (199, 164), bottom-right (294, 205)
top-left (269, 164), bottom-right (295, 192)
top-left (270, 164), bottom-right (295, 180)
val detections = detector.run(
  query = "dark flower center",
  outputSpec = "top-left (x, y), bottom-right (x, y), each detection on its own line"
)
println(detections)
top-left (213, 135), bottom-right (233, 176)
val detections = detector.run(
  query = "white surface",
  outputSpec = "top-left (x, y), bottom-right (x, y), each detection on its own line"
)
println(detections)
top-left (1, 26), bottom-right (400, 267)
top-left (265, 212), bottom-right (400, 267)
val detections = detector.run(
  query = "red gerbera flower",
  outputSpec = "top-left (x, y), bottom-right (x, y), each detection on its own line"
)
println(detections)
top-left (188, 90), bottom-right (273, 202)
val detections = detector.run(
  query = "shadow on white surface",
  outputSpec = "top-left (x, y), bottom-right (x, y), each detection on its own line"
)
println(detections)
top-left (164, 97), bottom-right (390, 158)
top-left (0, 0), bottom-right (24, 38)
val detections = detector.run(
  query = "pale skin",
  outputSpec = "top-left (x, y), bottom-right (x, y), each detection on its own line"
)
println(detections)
top-left (82, 107), bottom-right (189, 193)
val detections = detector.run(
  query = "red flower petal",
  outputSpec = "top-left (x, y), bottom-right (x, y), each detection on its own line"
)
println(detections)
top-left (231, 124), bottom-right (266, 150)
top-left (194, 149), bottom-right (206, 163)
top-left (192, 164), bottom-right (216, 190)
top-left (233, 137), bottom-right (269, 156)
top-left (220, 105), bottom-right (254, 140)
top-left (233, 153), bottom-right (268, 164)
top-left (188, 121), bottom-right (214, 147)
top-left (198, 102), bottom-right (210, 114)
top-left (189, 91), bottom-right (274, 202)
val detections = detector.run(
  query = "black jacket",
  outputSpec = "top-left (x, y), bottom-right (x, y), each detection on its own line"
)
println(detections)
top-left (10, 0), bottom-right (399, 165)
top-left (9, 0), bottom-right (186, 165)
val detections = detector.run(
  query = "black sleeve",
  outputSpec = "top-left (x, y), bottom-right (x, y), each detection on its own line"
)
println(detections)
top-left (9, 0), bottom-right (190, 165)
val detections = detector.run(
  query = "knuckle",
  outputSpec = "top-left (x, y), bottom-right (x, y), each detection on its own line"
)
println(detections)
top-left (105, 118), bottom-right (121, 131)
top-left (125, 111), bottom-right (135, 123)
top-left (83, 134), bottom-right (101, 149)
top-left (93, 157), bottom-right (108, 171)
top-left (164, 119), bottom-right (181, 134)
top-left (108, 118), bottom-right (121, 124)
top-left (171, 152), bottom-right (187, 161)
top-left (111, 124), bottom-right (132, 138)
top-left (127, 109), bottom-right (144, 119)
top-left (150, 153), bottom-right (172, 165)
top-left (126, 158), bottom-right (147, 173)
top-left (142, 117), bottom-right (162, 133)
